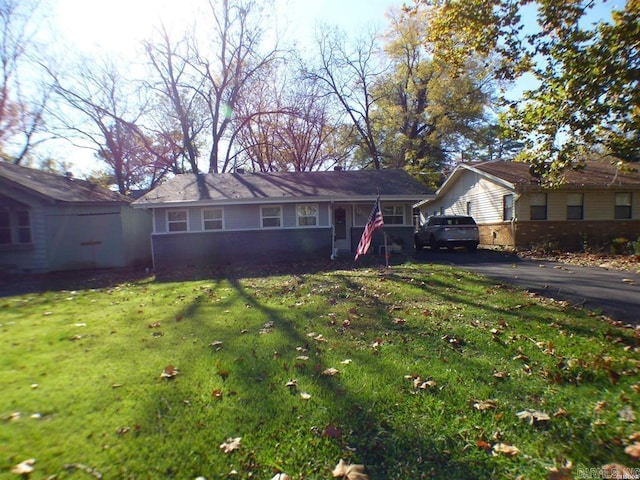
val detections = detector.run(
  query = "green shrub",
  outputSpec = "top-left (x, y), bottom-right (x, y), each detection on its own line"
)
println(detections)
top-left (610, 237), bottom-right (630, 255)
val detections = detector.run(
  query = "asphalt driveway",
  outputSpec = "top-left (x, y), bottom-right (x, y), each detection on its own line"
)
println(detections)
top-left (414, 249), bottom-right (640, 325)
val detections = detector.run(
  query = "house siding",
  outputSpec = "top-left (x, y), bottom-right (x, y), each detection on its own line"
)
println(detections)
top-left (420, 171), bottom-right (512, 224)
top-left (44, 205), bottom-right (128, 271)
top-left (121, 207), bottom-right (153, 267)
top-left (151, 227), bottom-right (333, 270)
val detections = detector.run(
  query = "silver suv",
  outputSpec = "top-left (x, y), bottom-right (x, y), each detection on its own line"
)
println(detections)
top-left (414, 215), bottom-right (479, 252)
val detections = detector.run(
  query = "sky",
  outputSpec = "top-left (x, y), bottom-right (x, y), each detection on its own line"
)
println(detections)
top-left (52, 0), bottom-right (403, 56)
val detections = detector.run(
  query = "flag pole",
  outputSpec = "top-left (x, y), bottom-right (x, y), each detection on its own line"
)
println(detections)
top-left (383, 231), bottom-right (389, 268)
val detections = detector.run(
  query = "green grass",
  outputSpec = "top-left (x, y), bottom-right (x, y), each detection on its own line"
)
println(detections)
top-left (1, 263), bottom-right (639, 479)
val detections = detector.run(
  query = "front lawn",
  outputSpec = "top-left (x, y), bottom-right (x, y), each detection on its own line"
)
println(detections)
top-left (1, 263), bottom-right (639, 479)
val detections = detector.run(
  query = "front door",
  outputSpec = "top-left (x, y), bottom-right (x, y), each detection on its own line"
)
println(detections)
top-left (333, 207), bottom-right (351, 252)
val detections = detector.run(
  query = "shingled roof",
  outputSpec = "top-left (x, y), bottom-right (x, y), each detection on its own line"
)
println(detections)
top-left (134, 169), bottom-right (433, 207)
top-left (471, 161), bottom-right (640, 189)
top-left (0, 161), bottom-right (129, 204)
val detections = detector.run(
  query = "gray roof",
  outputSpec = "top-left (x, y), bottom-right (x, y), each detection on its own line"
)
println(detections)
top-left (0, 161), bottom-right (129, 204)
top-left (133, 169), bottom-right (433, 207)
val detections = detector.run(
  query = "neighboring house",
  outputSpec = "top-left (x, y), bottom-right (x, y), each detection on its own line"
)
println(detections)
top-left (414, 160), bottom-right (640, 251)
top-left (0, 162), bottom-right (152, 273)
top-left (132, 169), bottom-right (433, 270)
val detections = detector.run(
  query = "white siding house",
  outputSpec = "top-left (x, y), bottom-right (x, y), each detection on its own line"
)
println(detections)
top-left (415, 161), bottom-right (640, 251)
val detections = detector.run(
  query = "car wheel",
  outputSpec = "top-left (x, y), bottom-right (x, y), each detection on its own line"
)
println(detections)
top-left (467, 243), bottom-right (478, 252)
top-left (430, 236), bottom-right (442, 251)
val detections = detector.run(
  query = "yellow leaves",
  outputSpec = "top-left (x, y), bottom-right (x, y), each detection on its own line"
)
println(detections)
top-left (219, 437), bottom-right (242, 454)
top-left (331, 459), bottom-right (369, 480)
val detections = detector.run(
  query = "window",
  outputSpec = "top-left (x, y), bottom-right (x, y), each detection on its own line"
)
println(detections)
top-left (503, 194), bottom-right (514, 221)
top-left (0, 209), bottom-right (11, 244)
top-left (296, 204), bottom-right (318, 226)
top-left (167, 210), bottom-right (188, 232)
top-left (261, 205), bottom-right (282, 228)
top-left (0, 208), bottom-right (32, 245)
top-left (566, 193), bottom-right (584, 220)
top-left (615, 192), bottom-right (632, 219)
top-left (381, 205), bottom-right (404, 225)
top-left (16, 210), bottom-right (31, 243)
top-left (466, 201), bottom-right (472, 216)
top-left (202, 208), bottom-right (223, 230)
top-left (530, 192), bottom-right (547, 220)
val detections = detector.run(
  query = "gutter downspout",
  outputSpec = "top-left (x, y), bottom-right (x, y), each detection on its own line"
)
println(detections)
top-left (511, 193), bottom-right (521, 250)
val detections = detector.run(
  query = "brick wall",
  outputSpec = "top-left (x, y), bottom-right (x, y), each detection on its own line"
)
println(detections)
top-left (514, 220), bottom-right (640, 251)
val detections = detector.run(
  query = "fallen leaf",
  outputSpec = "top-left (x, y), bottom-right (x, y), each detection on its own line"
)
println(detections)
top-left (219, 437), bottom-right (242, 454)
top-left (271, 474), bottom-right (291, 480)
top-left (602, 463), bottom-right (637, 478)
top-left (474, 400), bottom-right (498, 411)
top-left (516, 409), bottom-right (551, 425)
top-left (208, 340), bottom-right (223, 349)
top-left (331, 459), bottom-right (369, 480)
top-left (212, 389), bottom-right (223, 400)
top-left (625, 442), bottom-right (640, 460)
top-left (11, 458), bottom-right (35, 475)
top-left (493, 371), bottom-right (509, 380)
top-left (477, 440), bottom-right (492, 453)
top-left (285, 379), bottom-right (298, 388)
top-left (340, 359), bottom-right (352, 365)
top-left (492, 443), bottom-right (520, 457)
top-left (148, 322), bottom-right (161, 328)
top-left (323, 423), bottom-right (342, 438)
top-left (547, 460), bottom-right (573, 480)
top-left (619, 406), bottom-right (636, 422)
top-left (300, 392), bottom-right (311, 400)
top-left (595, 400), bottom-right (608, 414)
top-left (322, 367), bottom-right (340, 376)
top-left (160, 365), bottom-right (179, 379)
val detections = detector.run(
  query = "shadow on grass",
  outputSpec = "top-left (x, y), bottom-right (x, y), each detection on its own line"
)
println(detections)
top-left (125, 266), bottom-right (539, 478)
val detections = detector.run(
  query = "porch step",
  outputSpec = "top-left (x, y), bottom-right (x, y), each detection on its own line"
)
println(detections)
top-left (333, 249), bottom-right (352, 258)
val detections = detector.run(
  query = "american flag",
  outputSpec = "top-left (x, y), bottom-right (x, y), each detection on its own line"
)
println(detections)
top-left (354, 196), bottom-right (384, 260)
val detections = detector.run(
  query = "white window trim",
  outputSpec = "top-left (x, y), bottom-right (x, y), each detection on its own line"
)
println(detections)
top-left (381, 204), bottom-right (405, 226)
top-left (296, 203), bottom-right (319, 227)
top-left (202, 207), bottom-right (224, 231)
top-left (261, 205), bottom-right (282, 229)
top-left (166, 209), bottom-right (188, 233)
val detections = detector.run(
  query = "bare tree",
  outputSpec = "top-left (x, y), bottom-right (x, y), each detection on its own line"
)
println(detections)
top-left (143, 0), bottom-right (281, 174)
top-left (48, 58), bottom-right (171, 194)
top-left (0, 0), bottom-right (51, 164)
top-left (144, 26), bottom-right (204, 174)
top-left (303, 26), bottom-right (389, 169)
